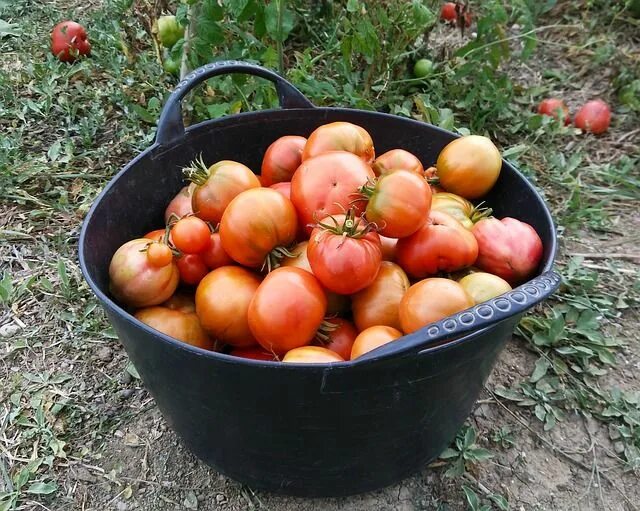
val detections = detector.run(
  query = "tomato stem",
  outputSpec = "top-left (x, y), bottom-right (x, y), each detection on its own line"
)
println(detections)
top-left (182, 154), bottom-right (210, 185)
top-left (261, 245), bottom-right (298, 273)
top-left (314, 208), bottom-right (378, 239)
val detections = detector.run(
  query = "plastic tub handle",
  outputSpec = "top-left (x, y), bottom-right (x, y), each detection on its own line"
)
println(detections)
top-left (156, 60), bottom-right (314, 146)
top-left (352, 270), bottom-right (562, 363)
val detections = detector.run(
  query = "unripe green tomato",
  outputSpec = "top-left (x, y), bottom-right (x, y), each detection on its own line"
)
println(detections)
top-left (155, 15), bottom-right (185, 48)
top-left (413, 59), bottom-right (434, 78)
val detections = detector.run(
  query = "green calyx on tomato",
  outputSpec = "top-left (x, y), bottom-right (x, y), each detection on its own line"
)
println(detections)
top-left (314, 208), bottom-right (376, 239)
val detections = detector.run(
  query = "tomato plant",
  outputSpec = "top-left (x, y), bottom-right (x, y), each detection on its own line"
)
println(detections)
top-left (458, 272), bottom-right (512, 304)
top-left (574, 100), bottom-right (611, 134)
top-left (171, 216), bottom-right (211, 254)
top-left (537, 98), bottom-right (570, 125)
top-left (135, 305), bottom-right (213, 350)
top-left (261, 135), bottom-right (306, 186)
top-left (350, 326), bottom-right (403, 360)
top-left (186, 157), bottom-right (261, 224)
top-left (109, 239), bottom-right (179, 308)
top-left (196, 266), bottom-right (261, 348)
top-left (51, 21), bottom-right (91, 62)
top-left (307, 211), bottom-right (382, 294)
top-left (283, 346), bottom-right (344, 363)
top-left (248, 267), bottom-right (327, 355)
top-left (302, 122), bottom-right (375, 164)
top-left (436, 136), bottom-right (501, 199)
top-left (176, 254), bottom-right (209, 286)
top-left (472, 217), bottom-right (543, 283)
top-left (314, 318), bottom-right (358, 360)
top-left (399, 278), bottom-right (474, 334)
top-left (165, 184), bottom-right (195, 223)
top-left (220, 188), bottom-right (298, 270)
top-left (291, 151), bottom-right (375, 233)
top-left (361, 169), bottom-right (432, 238)
top-left (396, 210), bottom-right (478, 278)
top-left (351, 262), bottom-right (409, 332)
top-left (371, 149), bottom-right (424, 177)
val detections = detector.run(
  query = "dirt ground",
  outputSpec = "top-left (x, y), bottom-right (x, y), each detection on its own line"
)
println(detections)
top-left (1, 1), bottom-right (639, 510)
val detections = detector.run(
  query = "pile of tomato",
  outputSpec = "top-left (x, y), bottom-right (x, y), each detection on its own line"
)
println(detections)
top-left (108, 121), bottom-right (544, 364)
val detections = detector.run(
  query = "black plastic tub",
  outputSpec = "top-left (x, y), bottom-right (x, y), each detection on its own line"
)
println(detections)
top-left (79, 61), bottom-right (560, 497)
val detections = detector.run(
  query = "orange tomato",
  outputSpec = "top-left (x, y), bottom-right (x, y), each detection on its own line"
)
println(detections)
top-left (302, 122), bottom-right (375, 164)
top-left (135, 306), bottom-right (213, 350)
top-left (350, 326), bottom-right (403, 360)
top-left (283, 346), bottom-right (344, 363)
top-left (261, 136), bottom-right (306, 185)
top-left (371, 149), bottom-right (424, 176)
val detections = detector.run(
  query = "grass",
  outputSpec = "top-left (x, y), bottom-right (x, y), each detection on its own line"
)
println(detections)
top-left (1, 0), bottom-right (639, 509)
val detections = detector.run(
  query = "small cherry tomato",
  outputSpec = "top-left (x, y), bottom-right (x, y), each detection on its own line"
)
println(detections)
top-left (176, 254), bottom-right (209, 286)
top-left (146, 242), bottom-right (173, 268)
top-left (171, 216), bottom-right (211, 254)
top-left (200, 232), bottom-right (233, 270)
top-left (350, 326), bottom-right (403, 360)
top-left (283, 346), bottom-right (344, 363)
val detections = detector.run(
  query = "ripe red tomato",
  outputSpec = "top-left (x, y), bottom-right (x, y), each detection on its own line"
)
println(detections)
top-left (441, 2), bottom-right (457, 21)
top-left (171, 216), bottom-right (211, 254)
top-left (396, 210), bottom-right (478, 278)
top-left (269, 181), bottom-right (291, 199)
top-left (135, 306), bottom-right (213, 350)
top-left (51, 21), bottom-right (91, 62)
top-left (574, 99), bottom-right (611, 134)
top-left (399, 278), bottom-right (474, 334)
top-left (351, 262), bottom-right (410, 332)
top-left (472, 217), bottom-right (543, 284)
top-left (302, 122), bottom-right (375, 164)
top-left (363, 169), bottom-right (432, 238)
top-left (165, 183), bottom-right (196, 223)
top-left (458, 272), bottom-right (512, 304)
top-left (200, 232), bottom-right (233, 270)
top-left (176, 253), bottom-right (209, 285)
top-left (281, 241), bottom-right (351, 315)
top-left (220, 188), bottom-right (298, 269)
top-left (195, 266), bottom-right (261, 348)
top-left (188, 159), bottom-right (261, 224)
top-left (379, 235), bottom-right (398, 261)
top-left (537, 99), bottom-right (570, 125)
top-left (371, 149), bottom-right (424, 177)
top-left (248, 267), bottom-right (327, 355)
top-left (146, 242), bottom-right (173, 268)
top-left (307, 213), bottom-right (382, 294)
top-left (109, 239), bottom-right (179, 308)
top-left (229, 347), bottom-right (276, 361)
top-left (314, 318), bottom-right (358, 360)
top-left (436, 135), bottom-right (501, 199)
top-left (290, 151), bottom-right (375, 233)
top-left (283, 346), bottom-right (344, 363)
top-left (144, 229), bottom-right (166, 242)
top-left (261, 136), bottom-right (307, 186)
top-left (350, 326), bottom-right (403, 360)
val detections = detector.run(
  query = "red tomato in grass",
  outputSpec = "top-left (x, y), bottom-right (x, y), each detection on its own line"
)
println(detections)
top-left (248, 267), bottom-right (327, 355)
top-left (396, 210), bottom-right (478, 278)
top-left (195, 266), bottom-right (261, 348)
top-left (351, 262), bottom-right (410, 332)
top-left (171, 216), bottom-right (210, 254)
top-left (291, 151), bottom-right (375, 233)
top-left (165, 183), bottom-right (196, 223)
top-left (314, 318), bottom-right (358, 360)
top-left (283, 346), bottom-right (344, 363)
top-left (302, 122), bottom-right (375, 164)
top-left (109, 239), bottom-right (179, 308)
top-left (269, 181), bottom-right (291, 199)
top-left (135, 306), bottom-right (213, 350)
top-left (261, 136), bottom-right (307, 186)
top-left (51, 21), bottom-right (91, 62)
top-left (363, 169), bottom-right (432, 238)
top-left (574, 99), bottom-right (611, 134)
top-left (187, 159), bottom-right (261, 224)
top-left (350, 326), bottom-right (403, 360)
top-left (537, 98), bottom-right (570, 125)
top-left (441, 2), bottom-right (457, 21)
top-left (436, 135), bottom-right (501, 199)
top-left (399, 278), bottom-right (474, 334)
top-left (220, 188), bottom-right (298, 270)
top-left (307, 212), bottom-right (382, 295)
top-left (176, 253), bottom-right (209, 286)
top-left (472, 217), bottom-right (543, 284)
top-left (371, 149), bottom-right (424, 177)
top-left (200, 232), bottom-right (233, 270)
top-left (229, 347), bottom-right (276, 361)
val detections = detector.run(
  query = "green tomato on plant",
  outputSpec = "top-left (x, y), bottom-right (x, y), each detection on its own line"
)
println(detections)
top-left (154, 15), bottom-right (185, 48)
top-left (413, 59), bottom-right (434, 78)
